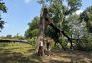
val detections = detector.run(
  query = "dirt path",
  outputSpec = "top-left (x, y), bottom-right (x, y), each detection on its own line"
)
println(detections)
top-left (38, 50), bottom-right (92, 63)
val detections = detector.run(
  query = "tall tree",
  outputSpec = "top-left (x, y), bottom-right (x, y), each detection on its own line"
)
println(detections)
top-left (26, 0), bottom-right (82, 50)
top-left (41, 0), bottom-right (82, 49)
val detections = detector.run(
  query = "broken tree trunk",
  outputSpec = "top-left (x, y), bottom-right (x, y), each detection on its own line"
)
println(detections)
top-left (49, 23), bottom-right (73, 49)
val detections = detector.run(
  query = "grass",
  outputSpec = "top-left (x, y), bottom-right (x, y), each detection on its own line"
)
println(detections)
top-left (0, 42), bottom-right (38, 63)
top-left (0, 42), bottom-right (33, 54)
top-left (0, 42), bottom-right (92, 63)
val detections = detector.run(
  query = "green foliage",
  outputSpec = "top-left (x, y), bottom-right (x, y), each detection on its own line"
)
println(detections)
top-left (24, 16), bottom-right (39, 47)
top-left (25, 16), bottom-right (40, 38)
top-left (67, 0), bottom-right (82, 9)
top-left (59, 36), bottom-right (68, 48)
top-left (0, 20), bottom-right (5, 31)
top-left (25, 0), bottom-right (82, 49)
top-left (46, 0), bottom-right (82, 37)
top-left (77, 34), bottom-right (92, 51)
top-left (25, 0), bottom-right (92, 51)
top-left (80, 6), bottom-right (92, 33)
top-left (27, 37), bottom-right (37, 47)
top-left (30, 29), bottom-right (39, 37)
top-left (0, 1), bottom-right (7, 13)
top-left (28, 17), bottom-right (40, 30)
top-left (44, 0), bottom-right (82, 40)
top-left (0, 0), bottom-right (7, 31)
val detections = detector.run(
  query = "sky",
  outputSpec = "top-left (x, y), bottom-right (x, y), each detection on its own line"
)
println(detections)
top-left (0, 0), bottom-right (92, 36)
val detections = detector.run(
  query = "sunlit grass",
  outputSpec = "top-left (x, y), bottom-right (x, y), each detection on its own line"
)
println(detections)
top-left (0, 42), bottom-right (33, 54)
top-left (0, 42), bottom-right (40, 63)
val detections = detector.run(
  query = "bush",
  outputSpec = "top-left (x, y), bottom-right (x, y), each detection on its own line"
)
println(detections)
top-left (77, 34), bottom-right (92, 51)
top-left (27, 37), bottom-right (37, 48)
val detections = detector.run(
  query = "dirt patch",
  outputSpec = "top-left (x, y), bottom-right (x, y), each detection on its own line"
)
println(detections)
top-left (40, 50), bottom-right (92, 63)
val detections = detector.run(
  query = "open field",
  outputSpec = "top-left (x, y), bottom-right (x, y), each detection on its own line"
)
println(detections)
top-left (0, 42), bottom-right (92, 63)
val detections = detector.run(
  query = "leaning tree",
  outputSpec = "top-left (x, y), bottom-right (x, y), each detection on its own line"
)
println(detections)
top-left (35, 0), bottom-right (82, 56)
top-left (37, 0), bottom-right (82, 50)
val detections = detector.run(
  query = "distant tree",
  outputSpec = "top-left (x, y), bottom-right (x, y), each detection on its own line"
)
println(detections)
top-left (13, 33), bottom-right (24, 39)
top-left (6, 35), bottom-right (12, 38)
top-left (25, 16), bottom-right (40, 38)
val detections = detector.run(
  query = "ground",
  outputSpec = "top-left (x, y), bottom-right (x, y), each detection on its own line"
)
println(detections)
top-left (0, 42), bottom-right (92, 63)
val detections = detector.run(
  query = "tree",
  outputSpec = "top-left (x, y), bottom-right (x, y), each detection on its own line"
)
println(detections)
top-left (41, 0), bottom-right (82, 49)
top-left (0, 0), bottom-right (7, 31)
top-left (25, 16), bottom-right (40, 38)
top-left (78, 6), bottom-right (92, 50)
top-left (6, 35), bottom-right (12, 38)
top-left (80, 6), bottom-right (92, 33)
top-left (25, 0), bottom-right (82, 50)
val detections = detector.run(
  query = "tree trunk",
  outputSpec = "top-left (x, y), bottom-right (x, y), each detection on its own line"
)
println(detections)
top-left (49, 23), bottom-right (73, 49)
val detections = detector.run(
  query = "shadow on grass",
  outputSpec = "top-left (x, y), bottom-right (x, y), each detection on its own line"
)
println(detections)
top-left (28, 53), bottom-right (43, 63)
top-left (0, 48), bottom-right (43, 63)
top-left (0, 51), bottom-right (28, 63)
top-left (49, 60), bottom-right (70, 63)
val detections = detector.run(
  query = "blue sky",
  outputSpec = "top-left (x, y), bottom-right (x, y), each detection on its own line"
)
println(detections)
top-left (0, 0), bottom-right (92, 36)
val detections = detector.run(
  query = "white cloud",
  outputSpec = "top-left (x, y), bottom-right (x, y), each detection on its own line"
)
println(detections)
top-left (24, 0), bottom-right (32, 4)
top-left (75, 10), bottom-right (83, 15)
